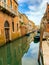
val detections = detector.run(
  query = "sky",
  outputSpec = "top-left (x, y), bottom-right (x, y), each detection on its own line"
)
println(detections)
top-left (18, 0), bottom-right (49, 25)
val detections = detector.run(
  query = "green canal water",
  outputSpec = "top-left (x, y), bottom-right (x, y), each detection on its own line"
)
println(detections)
top-left (0, 33), bottom-right (39, 65)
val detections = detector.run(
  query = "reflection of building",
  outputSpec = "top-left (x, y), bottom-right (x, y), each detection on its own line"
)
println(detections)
top-left (0, 0), bottom-right (20, 45)
top-left (0, 36), bottom-right (29, 65)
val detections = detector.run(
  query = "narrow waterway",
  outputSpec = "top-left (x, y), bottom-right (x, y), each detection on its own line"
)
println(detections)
top-left (22, 42), bottom-right (39, 65)
top-left (0, 33), bottom-right (39, 65)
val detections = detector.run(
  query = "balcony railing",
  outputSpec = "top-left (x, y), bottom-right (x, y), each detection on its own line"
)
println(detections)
top-left (0, 0), bottom-right (17, 17)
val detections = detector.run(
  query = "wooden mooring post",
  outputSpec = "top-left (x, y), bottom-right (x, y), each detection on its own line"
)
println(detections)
top-left (38, 24), bottom-right (44, 65)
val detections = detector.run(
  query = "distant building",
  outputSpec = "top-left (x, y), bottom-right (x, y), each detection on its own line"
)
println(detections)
top-left (28, 20), bottom-right (35, 33)
top-left (18, 13), bottom-right (29, 36)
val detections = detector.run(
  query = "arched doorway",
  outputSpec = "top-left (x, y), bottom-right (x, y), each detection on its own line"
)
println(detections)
top-left (4, 21), bottom-right (10, 42)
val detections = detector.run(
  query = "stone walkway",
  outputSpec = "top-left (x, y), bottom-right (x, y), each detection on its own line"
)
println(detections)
top-left (42, 41), bottom-right (49, 65)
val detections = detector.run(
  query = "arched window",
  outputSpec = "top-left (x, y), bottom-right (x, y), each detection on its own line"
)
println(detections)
top-left (4, 21), bottom-right (9, 27)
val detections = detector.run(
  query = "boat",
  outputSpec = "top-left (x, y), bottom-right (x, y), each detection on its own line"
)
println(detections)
top-left (26, 33), bottom-right (30, 36)
top-left (34, 34), bottom-right (40, 43)
top-left (37, 30), bottom-right (40, 33)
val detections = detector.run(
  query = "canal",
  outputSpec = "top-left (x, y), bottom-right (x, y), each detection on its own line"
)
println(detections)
top-left (0, 33), bottom-right (39, 65)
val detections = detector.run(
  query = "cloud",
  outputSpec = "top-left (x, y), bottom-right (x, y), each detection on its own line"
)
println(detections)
top-left (28, 5), bottom-right (39, 11)
top-left (25, 11), bottom-right (43, 25)
top-left (18, 0), bottom-right (49, 25)
top-left (18, 0), bottom-right (28, 3)
top-left (25, 1), bottom-right (47, 25)
top-left (18, 0), bottom-right (42, 5)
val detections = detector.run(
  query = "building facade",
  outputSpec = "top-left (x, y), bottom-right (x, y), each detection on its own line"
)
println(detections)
top-left (40, 3), bottom-right (49, 39)
top-left (18, 13), bottom-right (29, 36)
top-left (46, 3), bottom-right (49, 32)
top-left (0, 0), bottom-right (19, 45)
top-left (0, 0), bottom-right (35, 46)
top-left (41, 3), bottom-right (49, 32)
top-left (28, 20), bottom-right (35, 33)
top-left (21, 14), bottom-right (29, 35)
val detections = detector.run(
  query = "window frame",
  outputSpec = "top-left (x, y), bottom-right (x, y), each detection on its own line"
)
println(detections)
top-left (12, 22), bottom-right (14, 32)
top-left (10, 0), bottom-right (12, 8)
top-left (17, 23), bottom-right (18, 31)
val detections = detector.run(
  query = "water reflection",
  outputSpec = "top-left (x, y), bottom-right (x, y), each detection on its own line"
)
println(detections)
top-left (22, 42), bottom-right (39, 65)
top-left (0, 33), bottom-right (39, 65)
top-left (0, 36), bottom-right (30, 65)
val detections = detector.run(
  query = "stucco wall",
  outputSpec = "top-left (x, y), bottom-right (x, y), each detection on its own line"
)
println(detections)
top-left (0, 11), bottom-right (21, 45)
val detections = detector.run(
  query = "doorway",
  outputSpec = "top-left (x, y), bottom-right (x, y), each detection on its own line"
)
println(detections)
top-left (4, 21), bottom-right (10, 42)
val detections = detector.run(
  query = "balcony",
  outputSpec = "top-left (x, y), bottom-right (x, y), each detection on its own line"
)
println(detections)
top-left (0, 0), bottom-right (17, 17)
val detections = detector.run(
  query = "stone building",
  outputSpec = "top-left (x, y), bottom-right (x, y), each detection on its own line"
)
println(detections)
top-left (18, 13), bottom-right (29, 36)
top-left (0, 0), bottom-right (20, 45)
top-left (0, 0), bottom-right (35, 46)
top-left (41, 3), bottom-right (49, 32)
top-left (28, 20), bottom-right (35, 33)
top-left (40, 3), bottom-right (49, 39)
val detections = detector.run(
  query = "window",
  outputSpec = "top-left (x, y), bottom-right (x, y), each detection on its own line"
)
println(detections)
top-left (47, 19), bottom-right (49, 21)
top-left (19, 15), bottom-right (21, 19)
top-left (48, 10), bottom-right (49, 12)
top-left (4, 21), bottom-right (9, 27)
top-left (17, 23), bottom-right (18, 31)
top-left (12, 22), bottom-right (14, 32)
top-left (4, 0), bottom-right (6, 2)
top-left (15, 6), bottom-right (16, 10)
top-left (4, 0), bottom-right (6, 7)
top-left (48, 22), bottom-right (49, 24)
top-left (10, 0), bottom-right (12, 8)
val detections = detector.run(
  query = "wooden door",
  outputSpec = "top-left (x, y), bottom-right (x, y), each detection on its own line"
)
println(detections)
top-left (5, 28), bottom-right (10, 42)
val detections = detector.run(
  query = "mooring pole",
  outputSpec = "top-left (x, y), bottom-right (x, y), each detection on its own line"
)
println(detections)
top-left (38, 23), bottom-right (44, 64)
